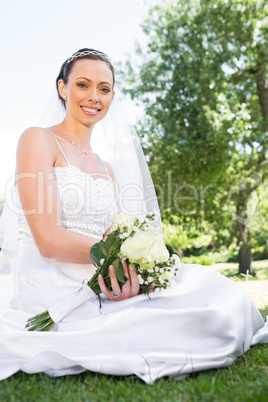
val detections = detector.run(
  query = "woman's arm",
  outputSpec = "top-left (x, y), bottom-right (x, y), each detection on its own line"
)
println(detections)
top-left (16, 128), bottom-right (98, 264)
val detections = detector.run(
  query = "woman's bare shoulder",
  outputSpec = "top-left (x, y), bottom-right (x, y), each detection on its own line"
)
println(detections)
top-left (17, 127), bottom-right (57, 161)
top-left (17, 127), bottom-right (57, 150)
top-left (18, 126), bottom-right (55, 142)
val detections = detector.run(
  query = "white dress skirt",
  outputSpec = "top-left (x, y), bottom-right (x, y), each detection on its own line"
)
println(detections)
top-left (0, 165), bottom-right (267, 384)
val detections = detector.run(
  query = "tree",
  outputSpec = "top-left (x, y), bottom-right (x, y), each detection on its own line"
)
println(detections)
top-left (123, 0), bottom-right (268, 274)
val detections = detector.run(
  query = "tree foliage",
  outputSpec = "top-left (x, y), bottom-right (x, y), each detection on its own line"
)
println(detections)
top-left (122, 0), bottom-right (268, 274)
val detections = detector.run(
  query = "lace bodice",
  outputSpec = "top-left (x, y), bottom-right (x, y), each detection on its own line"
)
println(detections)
top-left (53, 165), bottom-right (118, 239)
top-left (18, 165), bottom-right (118, 242)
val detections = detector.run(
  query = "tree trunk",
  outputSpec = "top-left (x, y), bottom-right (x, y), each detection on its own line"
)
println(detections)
top-left (256, 67), bottom-right (268, 132)
top-left (236, 199), bottom-right (254, 275)
top-left (238, 246), bottom-right (252, 275)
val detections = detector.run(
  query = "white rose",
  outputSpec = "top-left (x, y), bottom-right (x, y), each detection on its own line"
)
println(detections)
top-left (148, 240), bottom-right (169, 263)
top-left (120, 231), bottom-right (156, 262)
top-left (112, 212), bottom-right (136, 232)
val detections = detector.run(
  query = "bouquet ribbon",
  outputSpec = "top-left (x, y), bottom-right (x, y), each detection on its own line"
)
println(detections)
top-left (49, 282), bottom-right (95, 324)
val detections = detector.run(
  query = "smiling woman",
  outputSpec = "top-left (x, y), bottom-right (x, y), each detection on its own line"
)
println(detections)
top-left (14, 49), bottom-right (117, 263)
top-left (55, 48), bottom-right (115, 149)
top-left (58, 60), bottom-right (114, 124)
top-left (57, 49), bottom-right (115, 98)
top-left (0, 47), bottom-right (267, 384)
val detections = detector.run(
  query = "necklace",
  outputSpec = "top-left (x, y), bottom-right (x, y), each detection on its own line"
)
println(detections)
top-left (57, 124), bottom-right (94, 156)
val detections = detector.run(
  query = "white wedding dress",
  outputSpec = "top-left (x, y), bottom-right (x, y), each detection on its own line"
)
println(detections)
top-left (0, 147), bottom-right (267, 384)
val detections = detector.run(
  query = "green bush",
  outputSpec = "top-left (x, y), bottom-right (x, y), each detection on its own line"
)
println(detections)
top-left (162, 216), bottom-right (216, 256)
top-left (163, 217), bottom-right (240, 263)
top-left (182, 254), bottom-right (215, 265)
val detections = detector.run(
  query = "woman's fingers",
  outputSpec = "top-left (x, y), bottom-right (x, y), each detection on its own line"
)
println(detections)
top-left (109, 265), bottom-right (122, 297)
top-left (98, 271), bottom-right (122, 301)
top-left (121, 261), bottom-right (139, 297)
top-left (121, 260), bottom-right (130, 296)
top-left (98, 261), bottom-right (140, 301)
top-left (98, 274), bottom-right (110, 298)
top-left (121, 260), bottom-right (130, 282)
top-left (128, 265), bottom-right (140, 296)
top-left (99, 264), bottom-right (128, 301)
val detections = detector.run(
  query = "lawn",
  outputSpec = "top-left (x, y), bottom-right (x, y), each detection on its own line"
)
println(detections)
top-left (212, 260), bottom-right (268, 314)
top-left (212, 259), bottom-right (268, 281)
top-left (0, 263), bottom-right (267, 402)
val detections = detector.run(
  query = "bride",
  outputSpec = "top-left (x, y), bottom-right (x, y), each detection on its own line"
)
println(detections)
top-left (0, 48), bottom-right (267, 384)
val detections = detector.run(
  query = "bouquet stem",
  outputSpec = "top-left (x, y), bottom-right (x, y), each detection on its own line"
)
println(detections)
top-left (26, 282), bottom-right (95, 331)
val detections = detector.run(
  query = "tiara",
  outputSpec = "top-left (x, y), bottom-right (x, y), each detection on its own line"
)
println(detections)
top-left (67, 50), bottom-right (111, 64)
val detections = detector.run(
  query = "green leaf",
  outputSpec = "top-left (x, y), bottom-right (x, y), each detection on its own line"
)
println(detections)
top-left (99, 246), bottom-right (108, 257)
top-left (89, 248), bottom-right (103, 265)
top-left (90, 230), bottom-right (121, 265)
top-left (112, 258), bottom-right (126, 285)
top-left (105, 229), bottom-right (120, 250)
top-left (90, 240), bottom-right (107, 263)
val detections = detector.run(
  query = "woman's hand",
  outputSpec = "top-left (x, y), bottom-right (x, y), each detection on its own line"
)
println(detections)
top-left (98, 260), bottom-right (140, 301)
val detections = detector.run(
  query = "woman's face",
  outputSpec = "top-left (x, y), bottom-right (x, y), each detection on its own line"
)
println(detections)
top-left (58, 58), bottom-right (115, 127)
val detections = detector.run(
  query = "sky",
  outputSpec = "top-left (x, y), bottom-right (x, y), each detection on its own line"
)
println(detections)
top-left (0, 0), bottom-right (150, 196)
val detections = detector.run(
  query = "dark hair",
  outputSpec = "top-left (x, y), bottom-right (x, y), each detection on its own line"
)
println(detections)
top-left (56, 48), bottom-right (115, 108)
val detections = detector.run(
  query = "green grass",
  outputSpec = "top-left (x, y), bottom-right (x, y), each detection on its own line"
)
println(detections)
top-left (212, 262), bottom-right (268, 315)
top-left (0, 344), bottom-right (267, 402)
top-left (213, 260), bottom-right (268, 281)
top-left (0, 262), bottom-right (267, 402)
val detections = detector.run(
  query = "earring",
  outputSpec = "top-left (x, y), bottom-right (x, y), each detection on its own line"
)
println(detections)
top-left (62, 95), bottom-right (67, 100)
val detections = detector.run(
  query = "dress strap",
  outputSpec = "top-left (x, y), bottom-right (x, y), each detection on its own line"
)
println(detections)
top-left (103, 160), bottom-right (118, 205)
top-left (103, 161), bottom-right (110, 180)
top-left (46, 130), bottom-right (70, 166)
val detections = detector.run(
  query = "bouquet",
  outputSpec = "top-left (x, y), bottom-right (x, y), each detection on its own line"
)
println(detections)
top-left (26, 212), bottom-right (181, 331)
